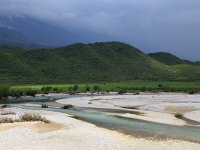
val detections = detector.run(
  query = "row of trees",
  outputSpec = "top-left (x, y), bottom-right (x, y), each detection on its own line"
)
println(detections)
top-left (0, 86), bottom-right (37, 99)
top-left (0, 84), bottom-right (102, 99)
top-left (1, 83), bottom-right (198, 100)
top-left (40, 85), bottom-right (101, 94)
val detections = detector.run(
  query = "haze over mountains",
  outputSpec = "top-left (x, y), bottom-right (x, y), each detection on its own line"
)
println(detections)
top-left (0, 16), bottom-right (113, 47)
top-left (0, 14), bottom-right (199, 61)
top-left (0, 13), bottom-right (200, 84)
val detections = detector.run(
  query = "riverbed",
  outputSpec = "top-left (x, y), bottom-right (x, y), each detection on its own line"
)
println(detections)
top-left (1, 93), bottom-right (200, 149)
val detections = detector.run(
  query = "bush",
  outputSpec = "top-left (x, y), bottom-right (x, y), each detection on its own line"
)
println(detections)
top-left (140, 87), bottom-right (147, 92)
top-left (188, 91), bottom-right (197, 95)
top-left (0, 111), bottom-right (16, 115)
top-left (0, 113), bottom-right (49, 124)
top-left (19, 113), bottom-right (49, 123)
top-left (25, 90), bottom-right (37, 97)
top-left (118, 89), bottom-right (127, 94)
top-left (93, 85), bottom-right (101, 92)
top-left (41, 86), bottom-right (53, 94)
top-left (0, 86), bottom-right (10, 98)
top-left (41, 104), bottom-right (48, 108)
top-left (73, 85), bottom-right (79, 91)
top-left (62, 104), bottom-right (74, 109)
top-left (53, 87), bottom-right (59, 92)
top-left (1, 105), bottom-right (11, 109)
top-left (85, 84), bottom-right (90, 92)
top-left (158, 84), bottom-right (163, 88)
top-left (0, 117), bottom-right (15, 124)
top-left (175, 113), bottom-right (183, 119)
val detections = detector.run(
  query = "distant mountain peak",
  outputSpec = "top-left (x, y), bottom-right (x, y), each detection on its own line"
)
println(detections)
top-left (0, 27), bottom-right (32, 46)
top-left (148, 52), bottom-right (193, 65)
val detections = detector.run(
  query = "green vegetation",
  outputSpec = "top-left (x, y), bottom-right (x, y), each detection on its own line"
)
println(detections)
top-left (10, 81), bottom-right (200, 93)
top-left (41, 104), bottom-right (48, 108)
top-left (0, 85), bottom-right (37, 99)
top-left (1, 41), bottom-right (197, 85)
top-left (0, 81), bottom-right (200, 100)
top-left (62, 104), bottom-right (74, 109)
top-left (0, 42), bottom-right (199, 96)
top-left (148, 52), bottom-right (194, 66)
top-left (175, 113), bottom-right (184, 119)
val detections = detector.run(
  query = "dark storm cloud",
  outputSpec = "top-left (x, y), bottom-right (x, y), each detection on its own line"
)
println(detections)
top-left (0, 0), bottom-right (200, 60)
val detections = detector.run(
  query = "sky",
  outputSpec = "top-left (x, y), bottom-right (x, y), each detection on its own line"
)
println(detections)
top-left (0, 0), bottom-right (200, 60)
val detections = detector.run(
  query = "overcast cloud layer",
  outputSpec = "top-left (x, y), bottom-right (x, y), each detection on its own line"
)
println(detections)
top-left (0, 0), bottom-right (200, 60)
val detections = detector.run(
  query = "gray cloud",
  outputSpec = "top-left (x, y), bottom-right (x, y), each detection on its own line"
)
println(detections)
top-left (0, 0), bottom-right (200, 60)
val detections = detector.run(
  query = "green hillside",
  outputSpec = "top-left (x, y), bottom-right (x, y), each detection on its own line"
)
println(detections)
top-left (0, 42), bottom-right (199, 85)
top-left (148, 52), bottom-right (193, 65)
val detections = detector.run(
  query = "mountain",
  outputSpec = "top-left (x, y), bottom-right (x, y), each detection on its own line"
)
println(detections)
top-left (0, 42), bottom-right (199, 85)
top-left (0, 42), bottom-right (174, 84)
top-left (148, 52), bottom-right (200, 81)
top-left (0, 27), bottom-right (50, 49)
top-left (0, 16), bottom-right (113, 46)
top-left (0, 27), bottom-right (32, 46)
top-left (148, 52), bottom-right (193, 65)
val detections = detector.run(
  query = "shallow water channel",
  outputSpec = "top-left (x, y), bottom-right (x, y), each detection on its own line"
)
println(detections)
top-left (1, 95), bottom-right (200, 143)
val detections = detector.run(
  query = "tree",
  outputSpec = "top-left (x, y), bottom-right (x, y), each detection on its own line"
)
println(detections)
top-left (73, 85), bottom-right (79, 91)
top-left (85, 84), bottom-right (90, 92)
top-left (93, 85), bottom-right (101, 93)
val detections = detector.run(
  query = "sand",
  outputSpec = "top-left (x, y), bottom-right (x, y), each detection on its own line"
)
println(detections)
top-left (0, 108), bottom-right (200, 150)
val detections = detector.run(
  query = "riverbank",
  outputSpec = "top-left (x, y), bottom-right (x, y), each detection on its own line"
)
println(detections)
top-left (57, 93), bottom-right (200, 127)
top-left (0, 108), bottom-right (200, 150)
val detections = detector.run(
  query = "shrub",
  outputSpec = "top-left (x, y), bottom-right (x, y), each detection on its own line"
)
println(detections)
top-left (41, 104), bottom-right (48, 108)
top-left (0, 86), bottom-right (10, 98)
top-left (85, 84), bottom-right (90, 92)
top-left (141, 87), bottom-right (147, 92)
top-left (175, 113), bottom-right (183, 119)
top-left (73, 85), bottom-right (79, 91)
top-left (25, 90), bottom-right (37, 97)
top-left (53, 87), bottom-right (59, 92)
top-left (68, 86), bottom-right (75, 95)
top-left (0, 111), bottom-right (16, 115)
top-left (118, 89), bottom-right (127, 94)
top-left (1, 105), bottom-right (11, 109)
top-left (0, 117), bottom-right (14, 124)
top-left (19, 113), bottom-right (49, 123)
top-left (0, 113), bottom-right (49, 124)
top-left (93, 85), bottom-right (101, 92)
top-left (62, 104), bottom-right (74, 109)
top-left (188, 91), bottom-right (197, 95)
top-left (41, 86), bottom-right (53, 94)
top-left (158, 84), bottom-right (163, 88)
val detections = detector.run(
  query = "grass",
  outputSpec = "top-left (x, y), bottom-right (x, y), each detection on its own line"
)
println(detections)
top-left (10, 81), bottom-right (200, 92)
top-left (0, 81), bottom-right (199, 100)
